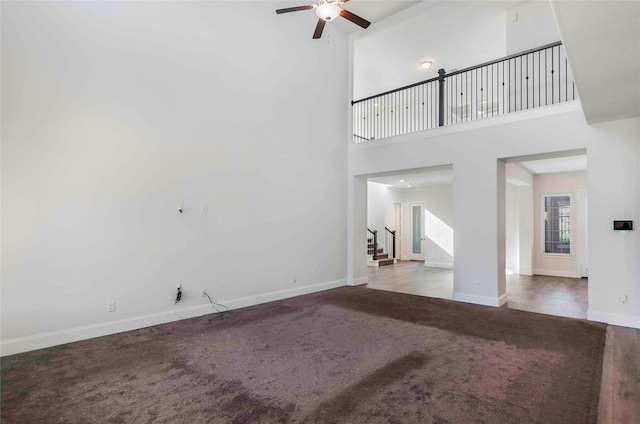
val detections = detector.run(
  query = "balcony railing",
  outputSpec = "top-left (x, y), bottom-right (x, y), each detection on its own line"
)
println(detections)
top-left (352, 41), bottom-right (577, 143)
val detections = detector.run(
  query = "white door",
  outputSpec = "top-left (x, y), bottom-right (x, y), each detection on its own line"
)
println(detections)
top-left (407, 202), bottom-right (426, 261)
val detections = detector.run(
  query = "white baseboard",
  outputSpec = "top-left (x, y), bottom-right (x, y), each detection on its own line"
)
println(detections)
top-left (348, 276), bottom-right (368, 286)
top-left (518, 268), bottom-right (533, 276)
top-left (0, 279), bottom-right (347, 357)
top-left (533, 269), bottom-right (581, 278)
top-left (453, 292), bottom-right (507, 307)
top-left (424, 261), bottom-right (453, 269)
top-left (587, 310), bottom-right (640, 329)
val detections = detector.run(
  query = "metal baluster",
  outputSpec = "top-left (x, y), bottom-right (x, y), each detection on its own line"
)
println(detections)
top-left (551, 46), bottom-right (555, 104)
top-left (526, 54), bottom-right (529, 109)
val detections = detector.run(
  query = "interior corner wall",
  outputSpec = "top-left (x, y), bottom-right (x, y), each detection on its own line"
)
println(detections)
top-left (1, 1), bottom-right (350, 355)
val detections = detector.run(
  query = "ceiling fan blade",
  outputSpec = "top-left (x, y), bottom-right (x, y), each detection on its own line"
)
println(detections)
top-left (312, 18), bottom-right (326, 39)
top-left (275, 5), bottom-right (314, 14)
top-left (339, 8), bottom-right (371, 28)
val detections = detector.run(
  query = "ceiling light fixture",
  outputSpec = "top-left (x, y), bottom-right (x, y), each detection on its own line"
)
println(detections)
top-left (420, 61), bottom-right (433, 70)
top-left (316, 1), bottom-right (341, 21)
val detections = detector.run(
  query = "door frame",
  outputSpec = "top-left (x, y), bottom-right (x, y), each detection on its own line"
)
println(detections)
top-left (405, 202), bottom-right (426, 261)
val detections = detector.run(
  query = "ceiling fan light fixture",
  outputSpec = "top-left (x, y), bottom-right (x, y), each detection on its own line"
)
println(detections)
top-left (420, 61), bottom-right (433, 70)
top-left (316, 2), bottom-right (341, 21)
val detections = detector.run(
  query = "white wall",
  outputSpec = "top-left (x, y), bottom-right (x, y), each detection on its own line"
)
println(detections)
top-left (1, 1), bottom-right (350, 355)
top-left (422, 184), bottom-right (454, 267)
top-left (505, 183), bottom-right (520, 273)
top-left (348, 105), bottom-right (640, 327)
top-left (505, 163), bottom-right (535, 275)
top-left (353, 1), bottom-right (507, 100)
top-left (533, 171), bottom-right (587, 278)
top-left (367, 181), bottom-right (391, 235)
top-left (506, 1), bottom-right (561, 55)
top-left (587, 118), bottom-right (640, 328)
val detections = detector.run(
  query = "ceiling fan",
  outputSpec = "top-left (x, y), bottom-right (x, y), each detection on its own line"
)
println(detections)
top-left (276, 0), bottom-right (371, 39)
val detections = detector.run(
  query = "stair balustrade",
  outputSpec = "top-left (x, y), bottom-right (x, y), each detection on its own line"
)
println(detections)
top-left (352, 41), bottom-right (576, 143)
top-left (367, 228), bottom-right (378, 260)
top-left (385, 227), bottom-right (396, 259)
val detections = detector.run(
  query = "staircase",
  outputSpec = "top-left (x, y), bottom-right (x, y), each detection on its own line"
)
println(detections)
top-left (367, 237), bottom-right (396, 267)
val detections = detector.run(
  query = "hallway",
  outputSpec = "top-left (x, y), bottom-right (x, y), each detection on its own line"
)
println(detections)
top-left (366, 260), bottom-right (587, 319)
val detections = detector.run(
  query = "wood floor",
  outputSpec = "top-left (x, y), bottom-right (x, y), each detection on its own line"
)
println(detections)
top-left (366, 260), bottom-right (640, 424)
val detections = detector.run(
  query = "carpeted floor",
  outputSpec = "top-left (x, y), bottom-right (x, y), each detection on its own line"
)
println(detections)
top-left (1, 287), bottom-right (606, 423)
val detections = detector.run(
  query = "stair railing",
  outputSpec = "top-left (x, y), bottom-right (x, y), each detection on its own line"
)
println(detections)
top-left (367, 228), bottom-right (378, 260)
top-left (385, 227), bottom-right (396, 259)
top-left (352, 41), bottom-right (576, 143)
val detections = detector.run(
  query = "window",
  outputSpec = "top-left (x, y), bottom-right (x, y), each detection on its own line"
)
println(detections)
top-left (543, 195), bottom-right (571, 254)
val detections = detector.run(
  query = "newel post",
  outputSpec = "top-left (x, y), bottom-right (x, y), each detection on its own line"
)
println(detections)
top-left (438, 68), bottom-right (446, 127)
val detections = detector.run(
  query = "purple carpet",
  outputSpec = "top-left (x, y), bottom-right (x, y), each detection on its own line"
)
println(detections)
top-left (1, 286), bottom-right (606, 423)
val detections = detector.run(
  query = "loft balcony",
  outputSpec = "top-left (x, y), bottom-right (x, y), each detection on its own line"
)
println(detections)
top-left (352, 42), bottom-right (577, 144)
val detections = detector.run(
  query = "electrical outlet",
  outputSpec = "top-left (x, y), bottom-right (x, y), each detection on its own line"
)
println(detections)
top-left (200, 289), bottom-right (207, 298)
top-left (107, 301), bottom-right (116, 312)
top-left (177, 282), bottom-right (181, 289)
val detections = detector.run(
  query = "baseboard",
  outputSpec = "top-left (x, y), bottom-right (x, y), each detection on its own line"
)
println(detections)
top-left (348, 276), bottom-right (368, 286)
top-left (518, 268), bottom-right (533, 276)
top-left (0, 279), bottom-right (347, 357)
top-left (533, 269), bottom-right (581, 278)
top-left (587, 310), bottom-right (640, 329)
top-left (453, 292), bottom-right (506, 308)
top-left (424, 261), bottom-right (453, 269)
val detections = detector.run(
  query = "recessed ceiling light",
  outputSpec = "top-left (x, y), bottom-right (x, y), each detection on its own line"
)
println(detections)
top-left (420, 61), bottom-right (433, 69)
top-left (400, 180), bottom-right (404, 182)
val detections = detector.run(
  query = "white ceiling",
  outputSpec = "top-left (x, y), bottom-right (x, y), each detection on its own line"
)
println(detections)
top-left (273, 0), bottom-right (422, 38)
top-left (332, 0), bottom-right (422, 34)
top-left (517, 155), bottom-right (587, 175)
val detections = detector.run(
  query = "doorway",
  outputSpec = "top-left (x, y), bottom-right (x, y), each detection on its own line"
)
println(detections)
top-left (407, 202), bottom-right (426, 261)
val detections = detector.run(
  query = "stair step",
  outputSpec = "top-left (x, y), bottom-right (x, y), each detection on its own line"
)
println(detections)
top-left (368, 248), bottom-right (384, 254)
top-left (378, 258), bottom-right (395, 266)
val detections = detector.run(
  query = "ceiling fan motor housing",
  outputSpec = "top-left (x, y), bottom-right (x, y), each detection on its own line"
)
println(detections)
top-left (316, 0), bottom-right (341, 21)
